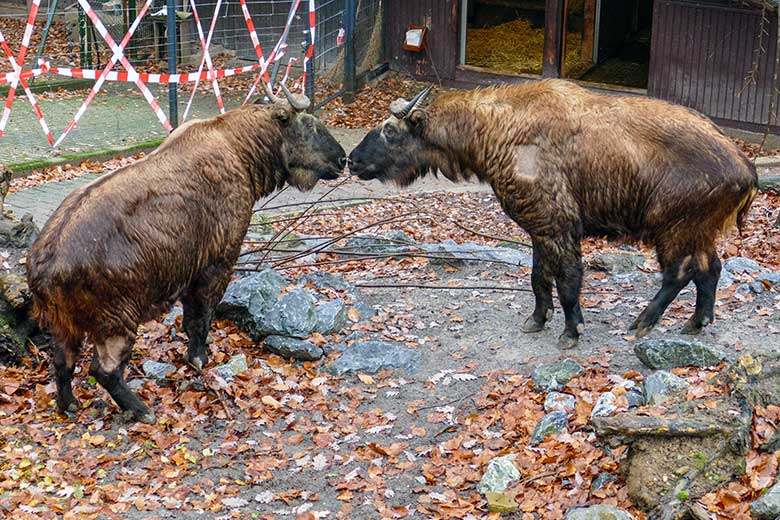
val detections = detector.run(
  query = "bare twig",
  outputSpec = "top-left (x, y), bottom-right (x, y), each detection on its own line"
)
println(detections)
top-left (739, 0), bottom-right (769, 96)
top-left (254, 195), bottom-right (391, 213)
top-left (354, 282), bottom-right (534, 292)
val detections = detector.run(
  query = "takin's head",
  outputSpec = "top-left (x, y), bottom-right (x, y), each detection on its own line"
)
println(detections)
top-left (348, 86), bottom-right (434, 187)
top-left (260, 82), bottom-right (346, 191)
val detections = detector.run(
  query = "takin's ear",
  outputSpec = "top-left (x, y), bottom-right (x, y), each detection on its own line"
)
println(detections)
top-left (272, 106), bottom-right (294, 125)
top-left (406, 109), bottom-right (428, 134)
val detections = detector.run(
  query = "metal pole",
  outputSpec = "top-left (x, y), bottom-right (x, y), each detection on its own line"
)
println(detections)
top-left (166, 0), bottom-right (178, 128)
top-left (34, 0), bottom-right (60, 71)
top-left (343, 0), bottom-right (356, 102)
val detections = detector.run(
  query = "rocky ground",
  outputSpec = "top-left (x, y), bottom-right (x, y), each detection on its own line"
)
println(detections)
top-left (0, 181), bottom-right (778, 520)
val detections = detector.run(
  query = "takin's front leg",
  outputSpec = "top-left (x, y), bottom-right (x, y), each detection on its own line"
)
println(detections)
top-left (90, 335), bottom-right (156, 424)
top-left (182, 263), bottom-right (233, 370)
top-left (521, 237), bottom-right (555, 333)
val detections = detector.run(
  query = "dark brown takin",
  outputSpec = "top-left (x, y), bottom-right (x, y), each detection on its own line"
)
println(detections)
top-left (27, 83), bottom-right (346, 423)
top-left (348, 79), bottom-right (757, 350)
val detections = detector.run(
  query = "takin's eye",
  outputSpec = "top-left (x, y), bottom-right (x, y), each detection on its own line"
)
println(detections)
top-left (383, 124), bottom-right (398, 141)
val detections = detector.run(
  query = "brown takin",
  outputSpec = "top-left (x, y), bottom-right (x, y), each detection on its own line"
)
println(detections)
top-left (28, 83), bottom-right (346, 423)
top-left (348, 79), bottom-right (757, 350)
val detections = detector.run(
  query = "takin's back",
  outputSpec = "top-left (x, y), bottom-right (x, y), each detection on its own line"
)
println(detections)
top-left (487, 80), bottom-right (758, 240)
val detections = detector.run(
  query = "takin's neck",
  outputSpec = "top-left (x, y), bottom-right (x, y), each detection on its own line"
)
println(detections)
top-left (230, 110), bottom-right (288, 201)
top-left (422, 101), bottom-right (538, 185)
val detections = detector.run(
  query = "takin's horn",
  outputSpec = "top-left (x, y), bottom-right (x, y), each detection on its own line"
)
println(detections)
top-left (390, 85), bottom-right (433, 119)
top-left (261, 79), bottom-right (283, 104)
top-left (280, 82), bottom-right (311, 112)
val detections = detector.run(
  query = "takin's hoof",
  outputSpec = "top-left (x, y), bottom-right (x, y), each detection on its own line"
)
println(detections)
top-left (557, 334), bottom-right (579, 350)
top-left (187, 353), bottom-right (208, 372)
top-left (521, 317), bottom-right (546, 333)
top-left (57, 397), bottom-right (80, 415)
top-left (124, 408), bottom-right (157, 424)
top-left (680, 316), bottom-right (711, 335)
top-left (629, 316), bottom-right (657, 338)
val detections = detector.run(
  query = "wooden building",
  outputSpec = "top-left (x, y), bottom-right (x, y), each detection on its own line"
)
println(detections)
top-left (385, 0), bottom-right (778, 132)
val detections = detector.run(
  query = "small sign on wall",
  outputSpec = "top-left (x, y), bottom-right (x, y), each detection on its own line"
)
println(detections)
top-left (403, 25), bottom-right (428, 52)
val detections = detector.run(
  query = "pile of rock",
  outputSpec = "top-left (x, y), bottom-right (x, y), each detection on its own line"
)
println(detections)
top-left (721, 255), bottom-right (780, 293)
top-left (212, 268), bottom-right (421, 375)
top-left (477, 339), bottom-right (754, 517)
top-left (0, 213), bottom-right (43, 365)
top-left (215, 269), bottom-right (362, 361)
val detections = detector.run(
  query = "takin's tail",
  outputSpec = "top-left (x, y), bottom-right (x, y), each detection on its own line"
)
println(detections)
top-left (737, 160), bottom-right (759, 236)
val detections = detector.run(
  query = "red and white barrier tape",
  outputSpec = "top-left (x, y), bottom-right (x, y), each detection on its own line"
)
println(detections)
top-left (48, 62), bottom-right (262, 84)
top-left (182, 0), bottom-right (224, 122)
top-left (0, 0), bottom-right (44, 140)
top-left (244, 0), bottom-right (301, 105)
top-left (0, 0), bottom-right (315, 148)
top-left (55, 0), bottom-right (161, 147)
top-left (0, 32), bottom-right (53, 145)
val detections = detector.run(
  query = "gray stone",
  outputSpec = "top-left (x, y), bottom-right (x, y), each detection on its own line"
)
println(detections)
top-left (718, 269), bottom-right (735, 289)
top-left (327, 340), bottom-right (421, 376)
top-left (315, 298), bottom-right (347, 334)
top-left (723, 256), bottom-right (765, 275)
top-left (353, 300), bottom-right (376, 320)
top-left (531, 411), bottom-right (569, 444)
top-left (0, 273), bottom-right (30, 310)
top-left (264, 335), bottom-right (323, 361)
top-left (0, 214), bottom-right (38, 248)
top-left (544, 392), bottom-right (576, 414)
top-left (756, 272), bottom-right (780, 286)
top-left (625, 387), bottom-right (645, 409)
top-left (216, 269), bottom-right (286, 335)
top-left (752, 272), bottom-right (780, 293)
top-left (750, 482), bottom-right (780, 520)
top-left (163, 305), bottom-right (183, 325)
top-left (586, 252), bottom-right (645, 274)
top-left (344, 232), bottom-right (416, 256)
top-left (644, 370), bottom-right (691, 406)
top-left (612, 272), bottom-right (643, 283)
top-left (298, 272), bottom-right (355, 294)
top-left (142, 360), bottom-right (176, 379)
top-left (563, 505), bottom-right (635, 520)
top-left (591, 392), bottom-right (618, 419)
top-left (258, 288), bottom-right (318, 339)
top-left (532, 359), bottom-right (584, 392)
top-left (212, 354), bottom-right (249, 381)
top-left (477, 454), bottom-right (521, 494)
top-left (591, 473), bottom-right (617, 491)
top-left (423, 239), bottom-right (532, 267)
top-left (127, 379), bottom-right (144, 390)
top-left (634, 338), bottom-right (726, 369)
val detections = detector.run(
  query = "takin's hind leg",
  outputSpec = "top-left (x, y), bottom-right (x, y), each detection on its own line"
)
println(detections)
top-left (89, 335), bottom-right (155, 424)
top-left (681, 250), bottom-right (721, 335)
top-left (182, 263), bottom-right (233, 370)
top-left (630, 254), bottom-right (695, 338)
top-left (53, 337), bottom-right (81, 414)
top-left (521, 238), bottom-right (556, 333)
top-left (553, 239), bottom-right (585, 350)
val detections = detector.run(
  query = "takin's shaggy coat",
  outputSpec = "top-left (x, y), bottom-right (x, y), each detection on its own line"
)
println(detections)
top-left (348, 79), bottom-right (758, 349)
top-left (28, 96), bottom-right (345, 422)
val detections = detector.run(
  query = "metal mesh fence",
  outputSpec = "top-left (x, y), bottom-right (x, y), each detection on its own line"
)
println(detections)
top-left (0, 0), bottom-right (384, 98)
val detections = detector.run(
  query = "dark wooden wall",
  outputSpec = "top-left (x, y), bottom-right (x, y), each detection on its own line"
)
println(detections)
top-left (648, 1), bottom-right (777, 131)
top-left (384, 0), bottom-right (459, 80)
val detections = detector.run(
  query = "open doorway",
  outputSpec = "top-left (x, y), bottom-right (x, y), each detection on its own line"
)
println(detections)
top-left (563, 0), bottom-right (654, 89)
top-left (461, 0), bottom-right (548, 76)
